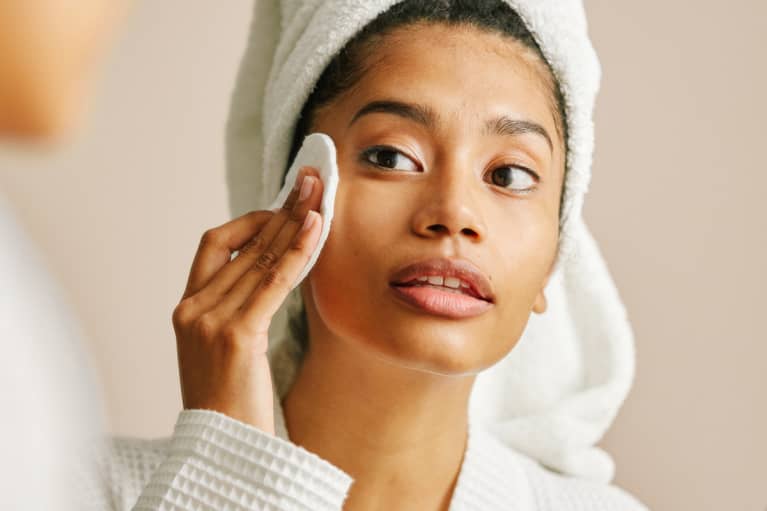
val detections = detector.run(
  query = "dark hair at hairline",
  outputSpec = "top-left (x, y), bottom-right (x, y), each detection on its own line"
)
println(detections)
top-left (285, 0), bottom-right (569, 353)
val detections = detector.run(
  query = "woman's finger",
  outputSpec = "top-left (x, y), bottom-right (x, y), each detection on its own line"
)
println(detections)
top-left (211, 173), bottom-right (323, 318)
top-left (182, 210), bottom-right (273, 299)
top-left (183, 166), bottom-right (319, 311)
top-left (236, 208), bottom-right (323, 334)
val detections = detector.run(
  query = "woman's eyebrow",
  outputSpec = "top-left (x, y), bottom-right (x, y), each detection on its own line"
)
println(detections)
top-left (486, 116), bottom-right (553, 154)
top-left (348, 98), bottom-right (553, 154)
top-left (349, 99), bottom-right (438, 130)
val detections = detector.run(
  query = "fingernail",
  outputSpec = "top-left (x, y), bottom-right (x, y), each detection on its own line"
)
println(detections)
top-left (292, 169), bottom-right (306, 191)
top-left (299, 176), bottom-right (315, 201)
top-left (301, 210), bottom-right (317, 232)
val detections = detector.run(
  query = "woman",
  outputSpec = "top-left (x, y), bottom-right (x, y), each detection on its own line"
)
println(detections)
top-left (98, 1), bottom-right (648, 510)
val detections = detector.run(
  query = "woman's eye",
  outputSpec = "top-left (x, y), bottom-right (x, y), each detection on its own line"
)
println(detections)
top-left (488, 166), bottom-right (538, 193)
top-left (362, 146), bottom-right (419, 172)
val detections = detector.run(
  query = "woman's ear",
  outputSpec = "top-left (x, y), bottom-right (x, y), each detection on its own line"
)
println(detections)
top-left (532, 262), bottom-right (556, 314)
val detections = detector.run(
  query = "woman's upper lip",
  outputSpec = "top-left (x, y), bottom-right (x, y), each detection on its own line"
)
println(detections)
top-left (389, 256), bottom-right (495, 303)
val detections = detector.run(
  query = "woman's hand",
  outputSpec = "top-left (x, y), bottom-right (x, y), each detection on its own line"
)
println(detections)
top-left (171, 166), bottom-right (324, 435)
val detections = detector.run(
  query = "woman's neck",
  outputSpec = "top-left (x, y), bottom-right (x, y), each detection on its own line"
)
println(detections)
top-left (281, 330), bottom-right (475, 510)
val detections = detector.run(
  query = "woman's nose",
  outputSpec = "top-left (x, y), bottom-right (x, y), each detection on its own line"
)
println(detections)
top-left (410, 167), bottom-right (486, 242)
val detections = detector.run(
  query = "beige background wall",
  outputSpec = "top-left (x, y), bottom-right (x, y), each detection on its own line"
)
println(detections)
top-left (1, 1), bottom-right (764, 509)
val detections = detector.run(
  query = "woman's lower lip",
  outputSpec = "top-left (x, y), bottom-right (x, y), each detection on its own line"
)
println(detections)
top-left (389, 284), bottom-right (493, 319)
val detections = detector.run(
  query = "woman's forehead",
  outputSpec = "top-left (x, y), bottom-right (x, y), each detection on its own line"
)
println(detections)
top-left (334, 41), bottom-right (554, 141)
top-left (371, 21), bottom-right (547, 76)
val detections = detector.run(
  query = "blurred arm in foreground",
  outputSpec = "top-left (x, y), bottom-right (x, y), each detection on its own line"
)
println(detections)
top-left (0, 1), bottom-right (126, 509)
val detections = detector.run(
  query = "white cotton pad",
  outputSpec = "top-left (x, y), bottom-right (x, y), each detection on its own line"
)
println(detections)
top-left (266, 132), bottom-right (339, 290)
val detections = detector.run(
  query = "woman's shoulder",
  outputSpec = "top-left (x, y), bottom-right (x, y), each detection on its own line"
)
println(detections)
top-left (511, 448), bottom-right (650, 510)
top-left (469, 427), bottom-right (650, 510)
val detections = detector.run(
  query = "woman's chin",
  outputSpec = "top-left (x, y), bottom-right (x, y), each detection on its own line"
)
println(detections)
top-left (355, 321), bottom-right (490, 376)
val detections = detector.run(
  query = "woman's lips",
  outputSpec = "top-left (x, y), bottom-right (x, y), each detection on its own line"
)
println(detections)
top-left (390, 283), bottom-right (493, 319)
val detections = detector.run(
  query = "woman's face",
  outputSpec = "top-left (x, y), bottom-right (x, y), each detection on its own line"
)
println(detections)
top-left (301, 22), bottom-right (564, 375)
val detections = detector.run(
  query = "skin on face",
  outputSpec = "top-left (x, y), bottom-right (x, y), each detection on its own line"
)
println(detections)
top-left (0, 0), bottom-right (124, 139)
top-left (300, 22), bottom-right (564, 377)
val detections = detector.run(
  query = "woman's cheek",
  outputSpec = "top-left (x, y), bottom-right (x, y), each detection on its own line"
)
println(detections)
top-left (507, 227), bottom-right (558, 320)
top-left (308, 211), bottom-right (375, 323)
top-left (306, 184), bottom-right (396, 325)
